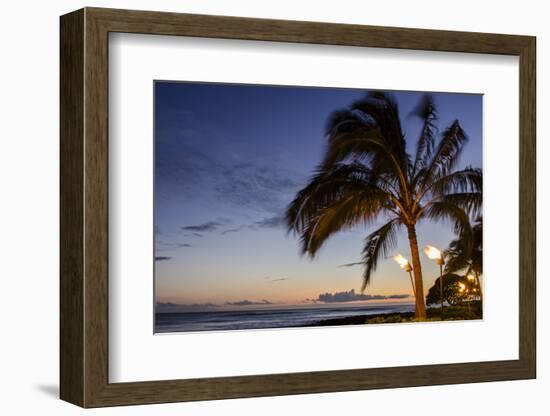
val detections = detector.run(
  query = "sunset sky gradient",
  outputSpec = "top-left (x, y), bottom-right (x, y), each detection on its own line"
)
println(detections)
top-left (154, 82), bottom-right (482, 311)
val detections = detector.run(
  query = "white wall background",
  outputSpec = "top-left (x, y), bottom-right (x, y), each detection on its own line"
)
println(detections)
top-left (0, 0), bottom-right (545, 414)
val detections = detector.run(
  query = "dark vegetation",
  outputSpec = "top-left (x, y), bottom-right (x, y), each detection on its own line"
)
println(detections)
top-left (306, 302), bottom-right (482, 327)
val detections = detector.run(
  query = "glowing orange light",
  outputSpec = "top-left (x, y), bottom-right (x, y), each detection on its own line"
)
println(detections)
top-left (424, 245), bottom-right (442, 260)
top-left (393, 254), bottom-right (410, 270)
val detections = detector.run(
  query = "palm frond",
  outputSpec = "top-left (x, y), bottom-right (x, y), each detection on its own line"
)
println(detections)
top-left (299, 192), bottom-right (386, 256)
top-left (360, 218), bottom-right (401, 291)
top-left (322, 122), bottom-right (385, 169)
top-left (323, 92), bottom-right (411, 182)
top-left (286, 163), bottom-right (393, 257)
top-left (351, 92), bottom-right (409, 170)
top-left (444, 239), bottom-right (471, 274)
top-left (422, 120), bottom-right (468, 188)
top-left (444, 216), bottom-right (483, 275)
top-left (428, 167), bottom-right (482, 197)
top-left (409, 94), bottom-right (438, 175)
top-left (438, 192), bottom-right (482, 219)
top-left (287, 163), bottom-right (386, 230)
top-left (472, 217), bottom-right (483, 274)
top-left (422, 200), bottom-right (472, 237)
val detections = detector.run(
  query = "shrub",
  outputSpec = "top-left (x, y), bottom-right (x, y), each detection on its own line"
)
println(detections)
top-left (426, 274), bottom-right (481, 306)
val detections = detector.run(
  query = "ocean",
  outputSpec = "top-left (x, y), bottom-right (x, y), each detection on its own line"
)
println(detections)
top-left (155, 303), bottom-right (415, 333)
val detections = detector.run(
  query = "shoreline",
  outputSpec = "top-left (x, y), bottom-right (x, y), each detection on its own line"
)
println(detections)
top-left (304, 303), bottom-right (482, 326)
top-left (303, 311), bottom-right (415, 327)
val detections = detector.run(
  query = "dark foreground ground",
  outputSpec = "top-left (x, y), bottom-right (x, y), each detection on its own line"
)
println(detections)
top-left (306, 302), bottom-right (482, 327)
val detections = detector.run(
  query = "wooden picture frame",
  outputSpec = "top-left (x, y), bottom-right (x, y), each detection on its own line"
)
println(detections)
top-left (60, 7), bottom-right (536, 408)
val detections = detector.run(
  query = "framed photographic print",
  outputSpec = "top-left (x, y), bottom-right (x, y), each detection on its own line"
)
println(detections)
top-left (60, 7), bottom-right (536, 408)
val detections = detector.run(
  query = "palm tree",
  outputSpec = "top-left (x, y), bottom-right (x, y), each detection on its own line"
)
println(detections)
top-left (285, 92), bottom-right (482, 319)
top-left (444, 216), bottom-right (483, 300)
top-left (426, 273), bottom-right (476, 306)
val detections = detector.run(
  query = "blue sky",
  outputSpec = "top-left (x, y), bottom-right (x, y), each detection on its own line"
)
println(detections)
top-left (154, 81), bottom-right (482, 311)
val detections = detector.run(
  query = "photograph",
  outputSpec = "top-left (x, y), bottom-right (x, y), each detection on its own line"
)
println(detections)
top-left (53, 5), bottom-right (536, 409)
top-left (153, 81), bottom-right (483, 333)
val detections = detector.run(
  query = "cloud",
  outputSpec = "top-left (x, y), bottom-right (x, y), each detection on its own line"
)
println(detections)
top-left (155, 241), bottom-right (193, 250)
top-left (338, 262), bottom-right (364, 268)
top-left (181, 221), bottom-right (223, 232)
top-left (267, 277), bottom-right (289, 283)
top-left (313, 289), bottom-right (410, 303)
top-left (250, 215), bottom-right (285, 229)
top-left (156, 137), bottom-right (301, 216)
top-left (155, 256), bottom-right (172, 261)
top-left (214, 164), bottom-right (300, 214)
top-left (220, 215), bottom-right (286, 236)
top-left (156, 143), bottom-right (217, 198)
top-left (156, 240), bottom-right (176, 248)
top-left (156, 298), bottom-right (277, 313)
top-left (224, 299), bottom-right (272, 306)
top-left (181, 217), bottom-right (231, 233)
top-left (183, 232), bottom-right (204, 238)
top-left (221, 226), bottom-right (246, 235)
top-left (156, 302), bottom-right (219, 313)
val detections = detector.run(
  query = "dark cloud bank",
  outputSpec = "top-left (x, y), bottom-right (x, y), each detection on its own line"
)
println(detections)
top-left (156, 299), bottom-right (273, 313)
top-left (157, 289), bottom-right (410, 313)
top-left (154, 256), bottom-right (172, 261)
top-left (183, 214), bottom-right (285, 236)
top-left (308, 289), bottom-right (410, 304)
top-left (181, 220), bottom-right (226, 232)
top-left (156, 302), bottom-right (220, 313)
top-left (224, 299), bottom-right (272, 306)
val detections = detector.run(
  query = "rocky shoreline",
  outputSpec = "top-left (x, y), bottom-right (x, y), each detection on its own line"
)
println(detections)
top-left (305, 303), bottom-right (482, 326)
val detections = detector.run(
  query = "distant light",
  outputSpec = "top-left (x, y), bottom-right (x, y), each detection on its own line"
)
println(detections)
top-left (458, 282), bottom-right (466, 292)
top-left (467, 273), bottom-right (475, 281)
top-left (393, 254), bottom-right (410, 269)
top-left (424, 245), bottom-right (442, 260)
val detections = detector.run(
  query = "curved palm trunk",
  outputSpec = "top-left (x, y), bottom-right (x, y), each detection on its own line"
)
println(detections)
top-left (406, 224), bottom-right (427, 319)
top-left (474, 271), bottom-right (483, 302)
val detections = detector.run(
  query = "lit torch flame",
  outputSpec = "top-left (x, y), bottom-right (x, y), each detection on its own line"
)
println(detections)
top-left (393, 254), bottom-right (410, 270)
top-left (424, 245), bottom-right (442, 260)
